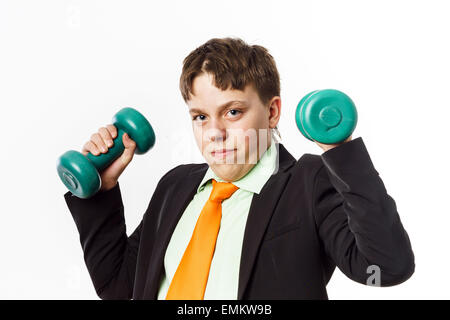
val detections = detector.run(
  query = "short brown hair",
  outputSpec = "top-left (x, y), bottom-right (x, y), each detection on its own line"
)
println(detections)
top-left (179, 37), bottom-right (280, 106)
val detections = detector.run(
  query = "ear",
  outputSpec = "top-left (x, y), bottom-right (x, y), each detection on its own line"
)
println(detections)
top-left (267, 96), bottom-right (281, 128)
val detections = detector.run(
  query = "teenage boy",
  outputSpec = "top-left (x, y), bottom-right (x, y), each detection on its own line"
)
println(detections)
top-left (64, 37), bottom-right (414, 299)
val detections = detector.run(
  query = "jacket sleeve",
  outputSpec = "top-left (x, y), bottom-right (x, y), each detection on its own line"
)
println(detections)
top-left (313, 137), bottom-right (415, 286)
top-left (64, 182), bottom-right (140, 299)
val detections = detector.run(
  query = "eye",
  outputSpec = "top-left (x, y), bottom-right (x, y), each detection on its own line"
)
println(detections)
top-left (227, 109), bottom-right (242, 117)
top-left (192, 114), bottom-right (206, 121)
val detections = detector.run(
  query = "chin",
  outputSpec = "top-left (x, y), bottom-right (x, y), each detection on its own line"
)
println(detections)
top-left (210, 164), bottom-right (244, 182)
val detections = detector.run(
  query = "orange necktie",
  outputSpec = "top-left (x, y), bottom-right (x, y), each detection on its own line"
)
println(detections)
top-left (165, 179), bottom-right (239, 300)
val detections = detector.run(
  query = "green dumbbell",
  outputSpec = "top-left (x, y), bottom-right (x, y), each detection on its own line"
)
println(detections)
top-left (57, 107), bottom-right (156, 199)
top-left (295, 89), bottom-right (357, 144)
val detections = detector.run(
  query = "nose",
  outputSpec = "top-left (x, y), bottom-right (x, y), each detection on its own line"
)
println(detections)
top-left (205, 119), bottom-right (228, 142)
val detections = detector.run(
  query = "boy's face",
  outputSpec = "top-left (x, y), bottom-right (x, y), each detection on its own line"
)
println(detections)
top-left (187, 72), bottom-right (280, 182)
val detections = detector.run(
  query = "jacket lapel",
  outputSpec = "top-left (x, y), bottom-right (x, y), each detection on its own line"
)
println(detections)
top-left (237, 143), bottom-right (296, 299)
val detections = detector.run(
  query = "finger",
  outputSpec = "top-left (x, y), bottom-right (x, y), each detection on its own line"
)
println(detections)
top-left (120, 133), bottom-right (136, 165)
top-left (99, 127), bottom-right (114, 148)
top-left (91, 132), bottom-right (108, 153)
top-left (123, 133), bottom-right (136, 150)
top-left (106, 124), bottom-right (118, 139)
top-left (82, 140), bottom-right (101, 156)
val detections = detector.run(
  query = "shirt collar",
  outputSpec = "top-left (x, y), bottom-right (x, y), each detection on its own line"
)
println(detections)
top-left (197, 139), bottom-right (278, 194)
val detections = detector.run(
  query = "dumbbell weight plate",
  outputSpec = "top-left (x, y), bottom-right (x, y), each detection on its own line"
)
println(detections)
top-left (295, 90), bottom-right (319, 141)
top-left (112, 107), bottom-right (156, 155)
top-left (295, 89), bottom-right (357, 144)
top-left (57, 150), bottom-right (101, 198)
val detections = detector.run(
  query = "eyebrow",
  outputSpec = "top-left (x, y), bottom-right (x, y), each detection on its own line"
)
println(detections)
top-left (188, 100), bottom-right (249, 115)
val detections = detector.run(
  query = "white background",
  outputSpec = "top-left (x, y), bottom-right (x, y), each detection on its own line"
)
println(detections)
top-left (0, 0), bottom-right (448, 299)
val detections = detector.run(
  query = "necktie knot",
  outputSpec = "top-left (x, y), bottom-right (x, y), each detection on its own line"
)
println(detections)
top-left (209, 179), bottom-right (239, 202)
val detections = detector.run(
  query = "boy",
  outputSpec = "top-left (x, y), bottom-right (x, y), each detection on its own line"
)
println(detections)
top-left (64, 37), bottom-right (414, 299)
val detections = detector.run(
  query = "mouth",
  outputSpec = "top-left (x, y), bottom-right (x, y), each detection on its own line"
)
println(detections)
top-left (211, 148), bottom-right (237, 159)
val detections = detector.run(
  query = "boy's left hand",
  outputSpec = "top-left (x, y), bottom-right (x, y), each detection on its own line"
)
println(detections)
top-left (315, 135), bottom-right (353, 152)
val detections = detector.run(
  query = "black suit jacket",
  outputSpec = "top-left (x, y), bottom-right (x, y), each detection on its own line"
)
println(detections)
top-left (64, 137), bottom-right (415, 299)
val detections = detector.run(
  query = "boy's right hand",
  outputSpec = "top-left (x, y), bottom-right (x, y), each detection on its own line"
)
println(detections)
top-left (81, 124), bottom-right (137, 192)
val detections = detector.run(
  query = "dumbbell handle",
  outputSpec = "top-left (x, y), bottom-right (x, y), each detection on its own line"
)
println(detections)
top-left (86, 128), bottom-right (126, 172)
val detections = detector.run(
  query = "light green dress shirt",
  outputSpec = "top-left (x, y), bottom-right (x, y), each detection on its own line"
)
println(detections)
top-left (157, 139), bottom-right (279, 300)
